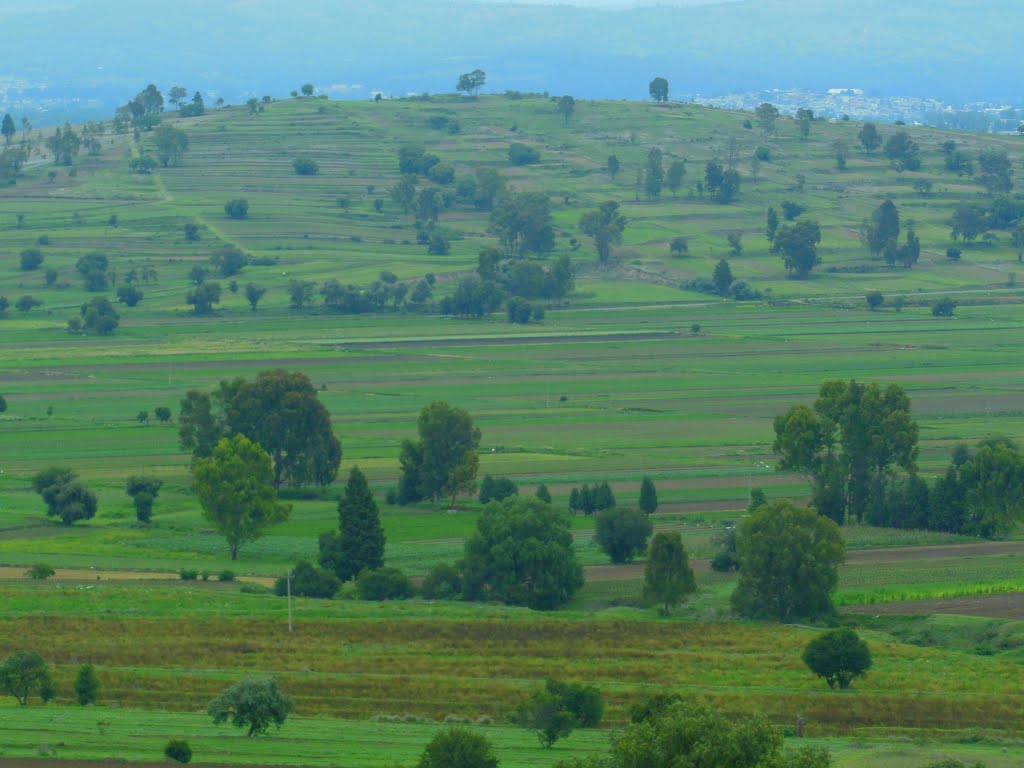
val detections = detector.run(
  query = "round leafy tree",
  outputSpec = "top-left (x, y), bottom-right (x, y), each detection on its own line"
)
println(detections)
top-left (595, 507), bottom-right (653, 564)
top-left (0, 651), bottom-right (54, 705)
top-left (417, 727), bottom-right (498, 768)
top-left (461, 496), bottom-right (583, 610)
top-left (802, 627), bottom-right (872, 690)
top-left (731, 500), bottom-right (845, 622)
top-left (207, 677), bottom-right (292, 736)
top-left (164, 740), bottom-right (192, 764)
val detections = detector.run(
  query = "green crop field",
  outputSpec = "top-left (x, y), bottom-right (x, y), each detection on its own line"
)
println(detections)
top-left (1, 93), bottom-right (1023, 766)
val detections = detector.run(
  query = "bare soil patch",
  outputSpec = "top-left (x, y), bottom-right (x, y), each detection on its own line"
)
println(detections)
top-left (845, 541), bottom-right (1024, 564)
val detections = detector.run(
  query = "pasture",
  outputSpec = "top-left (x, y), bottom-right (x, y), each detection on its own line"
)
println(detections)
top-left (0, 93), bottom-right (1023, 764)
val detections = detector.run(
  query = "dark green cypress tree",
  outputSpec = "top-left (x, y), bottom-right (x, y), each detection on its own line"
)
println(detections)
top-left (639, 476), bottom-right (658, 514)
top-left (320, 466), bottom-right (385, 581)
top-left (536, 483), bottom-right (552, 504)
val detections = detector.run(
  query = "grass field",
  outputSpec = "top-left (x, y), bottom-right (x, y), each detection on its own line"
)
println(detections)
top-left (1, 93), bottom-right (1023, 764)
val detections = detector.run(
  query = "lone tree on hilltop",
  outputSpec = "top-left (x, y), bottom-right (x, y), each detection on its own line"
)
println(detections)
top-left (318, 466), bottom-right (385, 582)
top-left (456, 69), bottom-right (486, 96)
top-left (557, 95), bottom-right (576, 125)
top-left (755, 102), bottom-right (780, 134)
top-left (648, 77), bottom-right (669, 103)
top-left (208, 678), bottom-right (292, 736)
top-left (802, 627), bottom-right (872, 690)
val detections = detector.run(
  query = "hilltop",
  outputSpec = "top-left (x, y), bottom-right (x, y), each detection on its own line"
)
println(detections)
top-left (2, 92), bottom-right (1022, 318)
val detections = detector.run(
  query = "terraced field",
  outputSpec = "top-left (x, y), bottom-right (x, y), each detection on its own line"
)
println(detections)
top-left (1, 94), bottom-right (1022, 766)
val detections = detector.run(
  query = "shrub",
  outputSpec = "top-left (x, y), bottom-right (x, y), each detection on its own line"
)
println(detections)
top-left (164, 740), bottom-right (192, 764)
top-left (512, 679), bottom-right (603, 748)
top-left (594, 507), bottom-right (653, 564)
top-left (478, 474), bottom-right (519, 504)
top-left (274, 560), bottom-right (339, 599)
top-left (74, 663), bottom-right (99, 705)
top-left (932, 297), bottom-right (956, 317)
top-left (420, 563), bottom-right (462, 600)
top-left (356, 566), bottom-right (415, 600)
top-left (218, 570), bottom-right (236, 582)
top-left (416, 727), bottom-right (497, 768)
top-left (292, 157), bottom-right (319, 175)
top-left (179, 569), bottom-right (198, 581)
top-left (946, 247), bottom-right (962, 261)
top-left (508, 143), bottom-right (540, 165)
top-left (802, 627), bottom-right (872, 689)
top-left (709, 526), bottom-right (739, 572)
top-left (20, 248), bottom-right (44, 271)
top-left (866, 291), bottom-right (884, 310)
top-left (754, 146), bottom-right (771, 161)
top-left (26, 563), bottom-right (55, 580)
top-left (224, 198), bottom-right (249, 219)
top-left (426, 163), bottom-right (454, 184)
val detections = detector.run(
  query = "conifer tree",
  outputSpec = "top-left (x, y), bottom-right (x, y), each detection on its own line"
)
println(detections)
top-left (319, 466), bottom-right (385, 581)
top-left (639, 476), bottom-right (658, 514)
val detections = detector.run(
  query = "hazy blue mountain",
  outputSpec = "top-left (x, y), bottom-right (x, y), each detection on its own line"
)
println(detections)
top-left (0, 0), bottom-right (1016, 123)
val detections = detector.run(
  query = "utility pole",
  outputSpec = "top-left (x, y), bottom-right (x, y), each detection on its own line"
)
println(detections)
top-left (286, 571), bottom-right (293, 633)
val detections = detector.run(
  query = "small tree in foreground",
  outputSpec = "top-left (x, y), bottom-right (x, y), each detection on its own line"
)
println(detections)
top-left (803, 627), bottom-right (872, 690)
top-left (513, 679), bottom-right (603, 748)
top-left (208, 678), bottom-right (292, 736)
top-left (602, 700), bottom-right (831, 768)
top-left (0, 651), bottom-right (54, 705)
top-left (74, 663), bottom-right (100, 705)
top-left (417, 727), bottom-right (498, 768)
top-left (643, 531), bottom-right (696, 614)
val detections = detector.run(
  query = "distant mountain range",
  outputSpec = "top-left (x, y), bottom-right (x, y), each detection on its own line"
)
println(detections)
top-left (0, 0), bottom-right (1017, 123)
